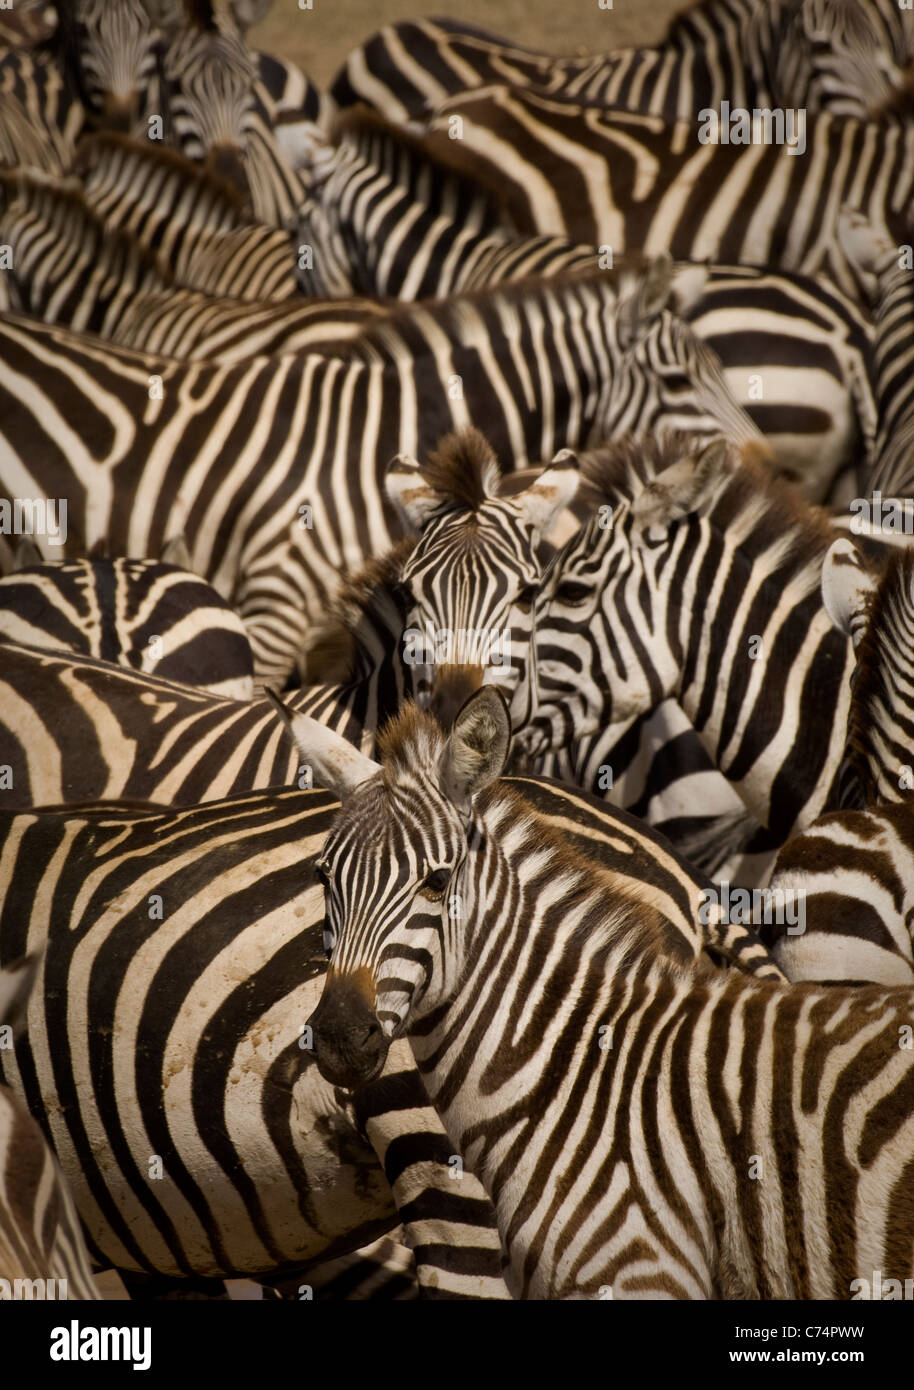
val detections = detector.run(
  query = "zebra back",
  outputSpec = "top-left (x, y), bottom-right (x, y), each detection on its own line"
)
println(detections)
top-left (74, 133), bottom-right (297, 299)
top-left (0, 556), bottom-right (254, 699)
top-left (0, 547), bottom-right (409, 805)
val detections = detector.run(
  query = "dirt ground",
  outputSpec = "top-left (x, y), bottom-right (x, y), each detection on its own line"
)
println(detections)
top-left (249, 0), bottom-right (689, 94)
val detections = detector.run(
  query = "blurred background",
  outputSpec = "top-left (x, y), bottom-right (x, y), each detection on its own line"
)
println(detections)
top-left (249, 1), bottom-right (686, 89)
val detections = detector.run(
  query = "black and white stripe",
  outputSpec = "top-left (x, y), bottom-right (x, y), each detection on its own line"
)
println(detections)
top-left (74, 132), bottom-right (297, 300)
top-left (409, 84), bottom-right (914, 306)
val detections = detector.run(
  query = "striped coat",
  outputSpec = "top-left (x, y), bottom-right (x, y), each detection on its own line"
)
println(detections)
top-left (303, 691), bottom-right (914, 1300)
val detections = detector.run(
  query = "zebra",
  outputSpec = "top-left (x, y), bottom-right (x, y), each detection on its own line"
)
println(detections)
top-left (2, 137), bottom-right (874, 493)
top-left (295, 113), bottom-right (875, 497)
top-left (297, 686), bottom-right (914, 1300)
top-left (330, 3), bottom-right (819, 124)
top-left (0, 762), bottom-right (781, 1296)
top-left (792, 0), bottom-right (914, 120)
top-left (0, 955), bottom-right (100, 1299)
top-left (0, 171), bottom-right (384, 361)
top-left (0, 785), bottom-right (509, 1298)
top-left (522, 431), bottom-right (870, 886)
top-left (837, 207), bottom-right (914, 498)
top-left (764, 800), bottom-right (914, 987)
top-left (381, 429), bottom-right (580, 732)
top-left (0, 2), bottom-right (56, 52)
top-left (740, 542), bottom-right (914, 987)
top-left (0, 43), bottom-right (83, 171)
top-left (149, 0), bottom-right (308, 226)
top-left (0, 264), bottom-right (760, 683)
top-left (74, 132), bottom-right (298, 300)
top-left (48, 1), bottom-right (310, 226)
top-left (0, 548), bottom-right (254, 700)
top-left (0, 541), bottom-right (411, 805)
top-left (53, 0), bottom-right (162, 135)
top-left (408, 84), bottom-right (914, 306)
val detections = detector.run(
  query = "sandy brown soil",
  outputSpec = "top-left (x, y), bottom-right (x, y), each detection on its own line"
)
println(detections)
top-left (249, 0), bottom-right (689, 94)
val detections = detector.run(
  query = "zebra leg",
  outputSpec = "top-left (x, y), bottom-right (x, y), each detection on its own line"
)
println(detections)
top-left (264, 1234), bottom-right (420, 1301)
top-left (350, 1041), bottom-right (511, 1300)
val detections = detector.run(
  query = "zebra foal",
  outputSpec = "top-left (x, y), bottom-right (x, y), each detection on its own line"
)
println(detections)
top-left (297, 688), bottom-right (914, 1300)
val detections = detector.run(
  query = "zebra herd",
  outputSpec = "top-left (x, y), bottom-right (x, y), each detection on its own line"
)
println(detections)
top-left (0, 0), bottom-right (913, 1304)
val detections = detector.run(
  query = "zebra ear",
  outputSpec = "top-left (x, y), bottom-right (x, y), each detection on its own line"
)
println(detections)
top-left (136, 0), bottom-right (185, 30)
top-left (630, 437), bottom-right (730, 538)
top-left (13, 536), bottom-right (44, 570)
top-left (229, 0), bottom-right (274, 31)
top-left (161, 534), bottom-right (194, 571)
top-left (265, 690), bottom-right (380, 798)
top-left (821, 539), bottom-right (876, 650)
top-left (439, 687), bottom-right (511, 816)
top-left (616, 254), bottom-right (673, 349)
top-left (513, 451), bottom-right (581, 536)
top-left (385, 455), bottom-right (443, 533)
top-left (0, 953), bottom-right (40, 1033)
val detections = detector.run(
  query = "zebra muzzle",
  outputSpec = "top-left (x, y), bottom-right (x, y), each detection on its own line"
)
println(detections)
top-left (306, 975), bottom-right (389, 1090)
top-left (428, 664), bottom-right (484, 731)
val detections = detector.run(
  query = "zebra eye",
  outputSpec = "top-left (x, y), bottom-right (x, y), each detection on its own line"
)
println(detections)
top-left (554, 581), bottom-right (592, 606)
top-left (322, 922), bottom-right (336, 960)
top-left (421, 867), bottom-right (450, 900)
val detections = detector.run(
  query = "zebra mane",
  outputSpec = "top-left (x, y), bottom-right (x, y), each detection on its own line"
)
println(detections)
top-left (347, 266), bottom-right (627, 368)
top-left (580, 431), bottom-right (837, 595)
top-left (419, 428), bottom-right (502, 511)
top-left (0, 169), bottom-right (170, 285)
top-left (844, 545), bottom-right (913, 799)
top-left (372, 703), bottom-right (693, 970)
top-left (72, 131), bottom-right (252, 218)
top-left (300, 539), bottom-right (414, 685)
top-left (376, 701), bottom-right (446, 781)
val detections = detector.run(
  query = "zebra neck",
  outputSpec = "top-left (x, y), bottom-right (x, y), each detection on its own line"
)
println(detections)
top-left (407, 791), bottom-right (686, 1171)
top-left (646, 527), bottom-right (854, 829)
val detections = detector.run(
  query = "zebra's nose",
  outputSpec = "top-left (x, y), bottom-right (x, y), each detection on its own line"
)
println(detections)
top-left (429, 664), bottom-right (484, 731)
top-left (100, 92), bottom-right (139, 133)
top-left (207, 144), bottom-right (250, 201)
top-left (306, 973), bottom-right (388, 1090)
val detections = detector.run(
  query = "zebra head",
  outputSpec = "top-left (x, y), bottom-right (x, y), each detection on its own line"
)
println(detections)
top-left (520, 432), bottom-right (733, 758)
top-left (605, 262), bottom-right (765, 450)
top-left (385, 430), bottom-right (579, 732)
top-left (793, 0), bottom-right (908, 118)
top-left (58, 0), bottom-right (160, 132)
top-left (280, 688), bottom-right (510, 1089)
top-left (822, 538), bottom-right (913, 807)
top-left (146, 0), bottom-right (269, 202)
